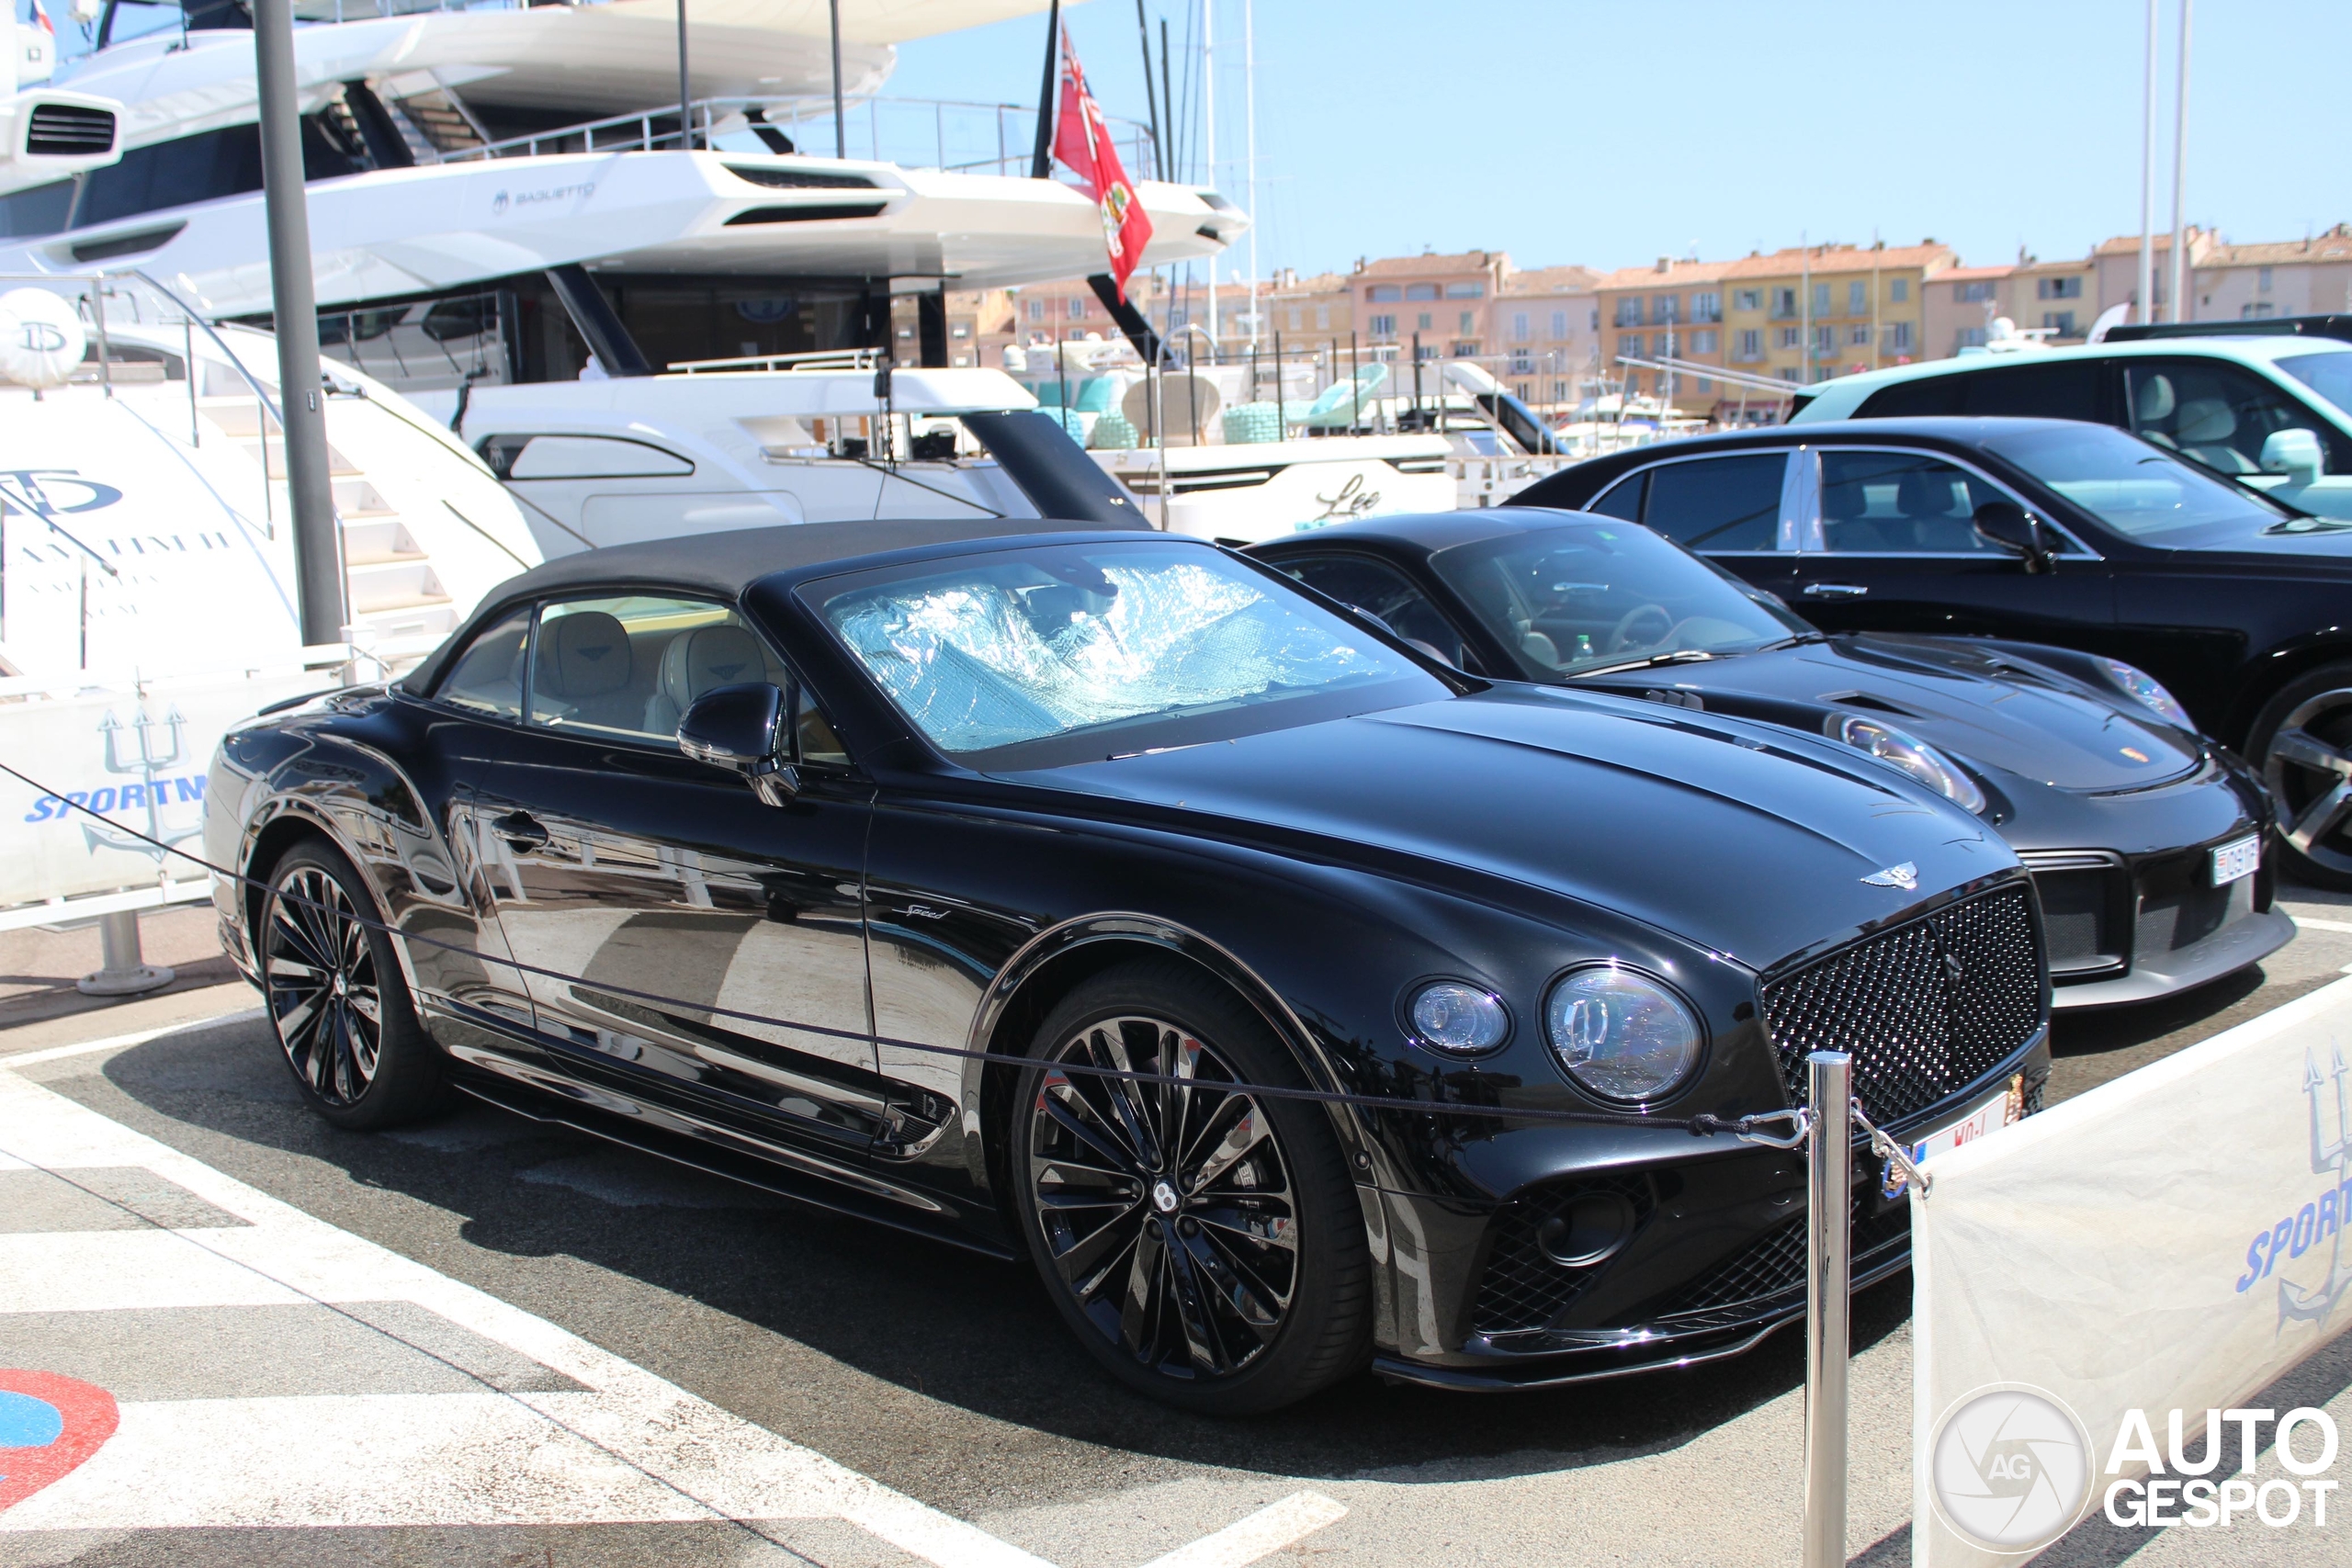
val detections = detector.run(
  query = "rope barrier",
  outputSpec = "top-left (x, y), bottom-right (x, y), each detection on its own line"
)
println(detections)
top-left (0, 757), bottom-right (1794, 1140)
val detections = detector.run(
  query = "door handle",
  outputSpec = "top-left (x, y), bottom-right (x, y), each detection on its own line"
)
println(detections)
top-left (1802, 582), bottom-right (1869, 598)
top-left (491, 810), bottom-right (548, 852)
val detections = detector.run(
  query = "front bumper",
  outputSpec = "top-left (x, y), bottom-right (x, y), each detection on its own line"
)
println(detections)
top-left (1370, 1034), bottom-right (2050, 1391)
top-left (2024, 835), bottom-right (2288, 1009)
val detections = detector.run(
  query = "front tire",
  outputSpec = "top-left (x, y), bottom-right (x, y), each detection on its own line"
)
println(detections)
top-left (259, 839), bottom-right (447, 1129)
top-left (2247, 662), bottom-right (2352, 889)
top-left (1008, 958), bottom-right (1371, 1414)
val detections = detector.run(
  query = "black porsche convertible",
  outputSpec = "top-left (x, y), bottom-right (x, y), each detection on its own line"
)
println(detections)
top-left (205, 517), bottom-right (2048, 1411)
top-left (1248, 508), bottom-right (2289, 1010)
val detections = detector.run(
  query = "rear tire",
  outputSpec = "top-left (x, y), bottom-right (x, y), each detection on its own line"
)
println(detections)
top-left (2246, 662), bottom-right (2352, 890)
top-left (259, 839), bottom-right (447, 1129)
top-left (1007, 957), bottom-right (1371, 1415)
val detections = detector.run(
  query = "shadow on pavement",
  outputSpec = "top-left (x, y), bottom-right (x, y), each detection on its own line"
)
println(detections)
top-left (83, 1023), bottom-right (1914, 1488)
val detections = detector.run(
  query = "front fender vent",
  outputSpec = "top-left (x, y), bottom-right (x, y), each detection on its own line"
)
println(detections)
top-left (26, 103), bottom-right (118, 156)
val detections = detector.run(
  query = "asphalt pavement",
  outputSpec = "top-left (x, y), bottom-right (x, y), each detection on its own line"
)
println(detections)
top-left (0, 899), bottom-right (2348, 1567)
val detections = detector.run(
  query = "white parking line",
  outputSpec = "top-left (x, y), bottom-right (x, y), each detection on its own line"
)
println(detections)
top-left (2292, 916), bottom-right (2352, 934)
top-left (1134, 1492), bottom-right (1350, 1568)
top-left (0, 1009), bottom-right (264, 1068)
top-left (0, 1062), bottom-right (1056, 1565)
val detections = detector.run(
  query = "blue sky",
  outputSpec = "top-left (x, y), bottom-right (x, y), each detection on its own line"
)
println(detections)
top-left (892, 0), bottom-right (2352, 282)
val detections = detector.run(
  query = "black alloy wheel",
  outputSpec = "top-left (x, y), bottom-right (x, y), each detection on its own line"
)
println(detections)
top-left (2250, 663), bottom-right (2352, 889)
top-left (261, 840), bottom-right (447, 1128)
top-left (1012, 960), bottom-right (1370, 1414)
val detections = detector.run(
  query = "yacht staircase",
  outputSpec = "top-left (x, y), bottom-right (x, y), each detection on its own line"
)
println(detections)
top-left (199, 397), bottom-right (462, 646)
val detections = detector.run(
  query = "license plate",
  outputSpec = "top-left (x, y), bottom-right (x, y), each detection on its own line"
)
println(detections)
top-left (1881, 1074), bottom-right (2027, 1199)
top-left (2211, 835), bottom-right (2260, 887)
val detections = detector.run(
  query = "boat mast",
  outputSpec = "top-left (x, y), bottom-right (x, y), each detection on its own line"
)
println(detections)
top-left (1203, 0), bottom-right (1216, 363)
top-left (1243, 0), bottom-right (1257, 351)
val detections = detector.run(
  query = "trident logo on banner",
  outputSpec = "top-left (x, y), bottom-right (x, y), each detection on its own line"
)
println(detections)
top-left (2279, 1045), bottom-right (2352, 1327)
top-left (80, 705), bottom-right (196, 868)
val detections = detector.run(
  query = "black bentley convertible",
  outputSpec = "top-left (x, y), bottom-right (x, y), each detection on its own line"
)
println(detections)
top-left (1249, 509), bottom-right (2287, 1010)
top-left (206, 517), bottom-right (2048, 1411)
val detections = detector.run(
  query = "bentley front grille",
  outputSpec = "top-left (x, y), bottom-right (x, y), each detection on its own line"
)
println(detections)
top-left (1759, 883), bottom-right (2044, 1123)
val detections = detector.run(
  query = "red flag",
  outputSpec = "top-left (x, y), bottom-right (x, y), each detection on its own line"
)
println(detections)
top-left (1050, 30), bottom-right (1153, 300)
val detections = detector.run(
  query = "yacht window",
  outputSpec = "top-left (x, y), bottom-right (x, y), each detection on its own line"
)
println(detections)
top-left (75, 124), bottom-right (265, 230)
top-left (0, 182), bottom-right (75, 241)
top-left (97, 0), bottom-right (184, 48)
top-left (486, 435), bottom-right (695, 481)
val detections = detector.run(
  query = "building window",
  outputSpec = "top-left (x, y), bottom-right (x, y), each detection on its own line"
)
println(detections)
top-left (1413, 311), bottom-right (1432, 332)
top-left (1550, 310), bottom-right (1567, 339)
top-left (1734, 329), bottom-right (1762, 361)
top-left (1690, 329), bottom-right (1719, 355)
top-left (1287, 308), bottom-right (1302, 330)
top-left (2243, 301), bottom-right (2278, 319)
top-left (2036, 276), bottom-right (2082, 300)
top-left (1692, 291), bottom-right (1721, 322)
top-left (1771, 287), bottom-right (1798, 320)
top-left (1552, 378), bottom-right (1570, 401)
top-left (1369, 313), bottom-right (1396, 337)
top-left (1777, 325), bottom-right (1802, 349)
top-left (1888, 321), bottom-right (1914, 351)
top-left (1459, 310), bottom-right (1477, 333)
top-left (1958, 325), bottom-right (1988, 349)
top-left (1652, 295), bottom-right (1679, 325)
top-left (2260, 266), bottom-right (2275, 292)
top-left (1621, 333), bottom-right (1644, 358)
top-left (1510, 348), bottom-right (1533, 374)
top-left (1614, 297), bottom-right (1643, 327)
top-left (1406, 283), bottom-right (1440, 301)
top-left (1735, 288), bottom-right (1763, 311)
top-left (1778, 367), bottom-right (1803, 383)
top-left (1813, 324), bottom-right (1836, 353)
top-left (951, 323), bottom-right (969, 339)
top-left (1697, 377), bottom-right (1713, 392)
top-left (1511, 311), bottom-right (1531, 342)
top-left (1812, 282), bottom-right (1831, 315)
top-left (1452, 341), bottom-right (1478, 357)
top-left (1026, 299), bottom-right (1046, 321)
top-left (1891, 278), bottom-right (1909, 303)
top-left (1847, 281), bottom-right (1867, 315)
top-left (1444, 281), bottom-right (1485, 299)
top-left (2043, 310), bottom-right (2077, 335)
top-left (1368, 285), bottom-right (1402, 303)
top-left (1849, 324), bottom-right (1871, 345)
top-left (1069, 298), bottom-right (1086, 319)
top-left (1956, 280), bottom-right (1995, 304)
top-left (1316, 305), bottom-right (1331, 330)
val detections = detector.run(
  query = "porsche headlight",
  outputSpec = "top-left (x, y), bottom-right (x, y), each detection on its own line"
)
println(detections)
top-left (1544, 965), bottom-right (1702, 1102)
top-left (1833, 715), bottom-right (1987, 815)
top-left (1408, 981), bottom-right (1510, 1055)
top-left (2096, 657), bottom-right (2194, 729)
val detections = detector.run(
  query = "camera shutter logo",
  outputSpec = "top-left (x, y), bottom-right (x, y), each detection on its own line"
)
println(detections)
top-left (1929, 1384), bottom-right (2094, 1551)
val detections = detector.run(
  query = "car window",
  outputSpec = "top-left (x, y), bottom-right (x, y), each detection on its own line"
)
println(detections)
top-left (2123, 358), bottom-right (2344, 476)
top-left (2274, 351), bottom-right (2352, 428)
top-left (1818, 450), bottom-right (2009, 554)
top-left (434, 607), bottom-right (532, 718)
top-left (806, 540), bottom-right (1445, 768)
top-left (528, 594), bottom-right (788, 745)
top-left (1857, 360), bottom-right (2102, 421)
top-left (1636, 454), bottom-right (1786, 550)
top-left (1430, 520), bottom-right (1807, 678)
top-left (1588, 469), bottom-right (1645, 521)
top-left (1979, 422), bottom-right (2298, 547)
top-left (1276, 554), bottom-right (1473, 669)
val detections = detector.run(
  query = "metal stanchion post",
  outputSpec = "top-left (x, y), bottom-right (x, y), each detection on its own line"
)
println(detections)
top-left (1803, 1050), bottom-right (1853, 1568)
top-left (78, 909), bottom-right (175, 998)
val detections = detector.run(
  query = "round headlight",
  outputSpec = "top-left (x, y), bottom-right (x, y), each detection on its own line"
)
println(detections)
top-left (1544, 965), bottom-right (1702, 1102)
top-left (2095, 657), bottom-right (2194, 729)
top-left (1833, 715), bottom-right (1988, 815)
top-left (1408, 981), bottom-right (1509, 1055)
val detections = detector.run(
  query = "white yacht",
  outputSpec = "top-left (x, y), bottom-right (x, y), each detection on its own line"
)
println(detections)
top-left (0, 0), bottom-right (1245, 555)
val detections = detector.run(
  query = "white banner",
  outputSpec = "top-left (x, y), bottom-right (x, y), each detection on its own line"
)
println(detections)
top-left (0, 672), bottom-right (327, 908)
top-left (1914, 975), bottom-right (2352, 1563)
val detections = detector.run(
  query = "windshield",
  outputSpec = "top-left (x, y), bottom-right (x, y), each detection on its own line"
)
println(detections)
top-left (2276, 351), bottom-right (2352, 422)
top-left (807, 540), bottom-right (1446, 767)
top-left (1980, 423), bottom-right (2299, 547)
top-left (1429, 521), bottom-right (1811, 679)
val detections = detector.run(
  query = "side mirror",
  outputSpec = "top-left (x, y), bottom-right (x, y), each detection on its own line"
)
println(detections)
top-left (677, 682), bottom-right (798, 806)
top-left (1972, 500), bottom-right (2058, 574)
top-left (2262, 427), bottom-right (2325, 485)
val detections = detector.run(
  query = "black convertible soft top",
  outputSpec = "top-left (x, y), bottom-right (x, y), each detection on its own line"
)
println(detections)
top-left (400, 515), bottom-right (1154, 694)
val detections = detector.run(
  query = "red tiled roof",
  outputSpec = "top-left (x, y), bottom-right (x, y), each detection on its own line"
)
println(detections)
top-left (1356, 250), bottom-right (1505, 276)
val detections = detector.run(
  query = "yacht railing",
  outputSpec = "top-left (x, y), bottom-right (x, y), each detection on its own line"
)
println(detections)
top-left (668, 346), bottom-right (884, 376)
top-left (436, 94), bottom-right (1159, 183)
